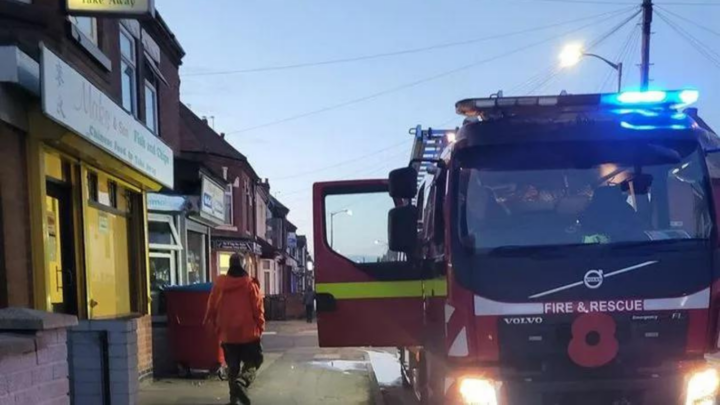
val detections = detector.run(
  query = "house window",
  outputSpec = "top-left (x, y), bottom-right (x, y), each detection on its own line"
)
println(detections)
top-left (144, 79), bottom-right (158, 134)
top-left (120, 27), bottom-right (137, 115)
top-left (262, 261), bottom-right (270, 270)
top-left (70, 16), bottom-right (98, 44)
top-left (224, 185), bottom-right (233, 225)
top-left (245, 180), bottom-right (252, 233)
top-left (264, 272), bottom-right (271, 295)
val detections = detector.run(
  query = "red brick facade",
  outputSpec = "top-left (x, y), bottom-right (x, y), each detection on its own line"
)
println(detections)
top-left (0, 122), bottom-right (32, 308)
top-left (137, 315), bottom-right (153, 380)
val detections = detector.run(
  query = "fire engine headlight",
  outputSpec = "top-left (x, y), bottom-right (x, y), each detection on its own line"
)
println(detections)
top-left (459, 377), bottom-right (498, 405)
top-left (686, 369), bottom-right (720, 405)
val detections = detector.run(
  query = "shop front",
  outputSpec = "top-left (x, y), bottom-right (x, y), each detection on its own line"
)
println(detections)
top-left (146, 173), bottom-right (225, 315)
top-left (31, 46), bottom-right (173, 402)
top-left (212, 238), bottom-right (262, 280)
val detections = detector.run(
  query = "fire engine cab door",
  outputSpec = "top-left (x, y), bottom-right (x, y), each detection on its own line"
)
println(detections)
top-left (313, 180), bottom-right (432, 347)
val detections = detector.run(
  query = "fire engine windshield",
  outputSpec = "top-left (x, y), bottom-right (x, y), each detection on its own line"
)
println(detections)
top-left (457, 140), bottom-right (712, 249)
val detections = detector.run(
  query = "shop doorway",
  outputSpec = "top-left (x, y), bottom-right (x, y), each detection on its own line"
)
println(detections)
top-left (46, 180), bottom-right (78, 315)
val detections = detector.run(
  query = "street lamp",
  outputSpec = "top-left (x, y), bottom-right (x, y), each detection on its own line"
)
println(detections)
top-left (329, 209), bottom-right (352, 248)
top-left (559, 43), bottom-right (624, 93)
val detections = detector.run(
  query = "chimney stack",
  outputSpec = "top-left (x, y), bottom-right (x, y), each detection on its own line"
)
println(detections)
top-left (220, 133), bottom-right (225, 139)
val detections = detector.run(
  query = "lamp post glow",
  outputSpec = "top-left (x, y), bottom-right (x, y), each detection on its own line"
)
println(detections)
top-left (559, 44), bottom-right (624, 93)
top-left (330, 209), bottom-right (352, 248)
top-left (559, 44), bottom-right (584, 68)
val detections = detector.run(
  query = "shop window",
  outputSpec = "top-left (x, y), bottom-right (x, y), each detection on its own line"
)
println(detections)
top-left (218, 252), bottom-right (231, 275)
top-left (144, 77), bottom-right (158, 134)
top-left (186, 231), bottom-right (207, 284)
top-left (44, 152), bottom-right (68, 182)
top-left (218, 252), bottom-right (247, 276)
top-left (70, 16), bottom-right (97, 44)
top-left (224, 185), bottom-right (233, 225)
top-left (108, 181), bottom-right (118, 208)
top-left (150, 252), bottom-right (175, 291)
top-left (148, 214), bottom-right (182, 251)
top-left (120, 26), bottom-right (137, 115)
top-left (87, 172), bottom-right (99, 202)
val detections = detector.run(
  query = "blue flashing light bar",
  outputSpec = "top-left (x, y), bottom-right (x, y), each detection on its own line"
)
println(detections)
top-left (455, 89), bottom-right (701, 119)
top-left (602, 89), bottom-right (699, 109)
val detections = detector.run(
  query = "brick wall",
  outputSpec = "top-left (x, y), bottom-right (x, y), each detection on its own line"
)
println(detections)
top-left (0, 329), bottom-right (71, 405)
top-left (137, 315), bottom-right (153, 380)
top-left (0, 122), bottom-right (32, 308)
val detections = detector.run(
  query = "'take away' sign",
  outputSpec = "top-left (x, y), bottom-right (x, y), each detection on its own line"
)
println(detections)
top-left (67, 0), bottom-right (155, 17)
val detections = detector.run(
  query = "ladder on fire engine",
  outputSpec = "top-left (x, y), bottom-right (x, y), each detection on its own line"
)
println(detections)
top-left (409, 125), bottom-right (456, 187)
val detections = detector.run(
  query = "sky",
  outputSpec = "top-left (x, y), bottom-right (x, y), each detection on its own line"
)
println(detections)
top-left (155, 0), bottom-right (720, 255)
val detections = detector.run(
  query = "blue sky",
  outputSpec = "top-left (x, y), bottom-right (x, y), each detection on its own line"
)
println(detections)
top-left (156, 0), bottom-right (720, 254)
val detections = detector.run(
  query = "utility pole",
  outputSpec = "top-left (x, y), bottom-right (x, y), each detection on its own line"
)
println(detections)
top-left (640, 0), bottom-right (653, 90)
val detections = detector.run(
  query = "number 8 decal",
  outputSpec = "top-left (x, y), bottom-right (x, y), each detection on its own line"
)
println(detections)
top-left (568, 313), bottom-right (619, 368)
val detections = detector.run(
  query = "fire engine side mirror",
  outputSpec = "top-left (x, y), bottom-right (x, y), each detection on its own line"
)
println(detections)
top-left (388, 205), bottom-right (418, 253)
top-left (389, 167), bottom-right (417, 199)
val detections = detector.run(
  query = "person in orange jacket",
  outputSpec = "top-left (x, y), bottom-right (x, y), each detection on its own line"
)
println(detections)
top-left (205, 253), bottom-right (265, 405)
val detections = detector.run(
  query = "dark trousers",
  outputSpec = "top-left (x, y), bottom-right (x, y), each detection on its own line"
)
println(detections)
top-left (305, 304), bottom-right (314, 323)
top-left (222, 340), bottom-right (263, 405)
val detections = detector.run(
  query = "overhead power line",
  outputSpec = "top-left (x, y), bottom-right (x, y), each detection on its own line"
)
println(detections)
top-left (183, 7), bottom-right (636, 77)
top-left (501, 0), bottom-right (635, 4)
top-left (655, 10), bottom-right (720, 70)
top-left (225, 7), bottom-right (638, 134)
top-left (277, 148), bottom-right (410, 201)
top-left (656, 6), bottom-right (720, 37)
top-left (273, 139), bottom-right (410, 180)
top-left (598, 15), bottom-right (641, 92)
top-left (657, 1), bottom-right (720, 5)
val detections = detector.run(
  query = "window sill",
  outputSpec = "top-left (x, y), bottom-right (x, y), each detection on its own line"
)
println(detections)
top-left (69, 23), bottom-right (112, 72)
top-left (216, 225), bottom-right (238, 231)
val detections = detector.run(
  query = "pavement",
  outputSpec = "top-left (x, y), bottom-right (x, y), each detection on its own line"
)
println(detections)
top-left (139, 321), bottom-right (416, 405)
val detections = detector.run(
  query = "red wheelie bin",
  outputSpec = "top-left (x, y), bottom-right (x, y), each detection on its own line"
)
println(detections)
top-left (165, 283), bottom-right (226, 378)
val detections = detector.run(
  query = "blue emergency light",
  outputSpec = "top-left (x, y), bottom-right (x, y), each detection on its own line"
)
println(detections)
top-left (601, 89), bottom-right (699, 109)
top-left (455, 89), bottom-right (701, 121)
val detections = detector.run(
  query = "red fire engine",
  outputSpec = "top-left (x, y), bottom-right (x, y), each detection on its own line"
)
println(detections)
top-left (313, 89), bottom-right (720, 405)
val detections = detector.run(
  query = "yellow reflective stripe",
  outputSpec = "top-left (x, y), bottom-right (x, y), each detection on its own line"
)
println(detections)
top-left (316, 278), bottom-right (447, 299)
top-left (425, 278), bottom-right (448, 297)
